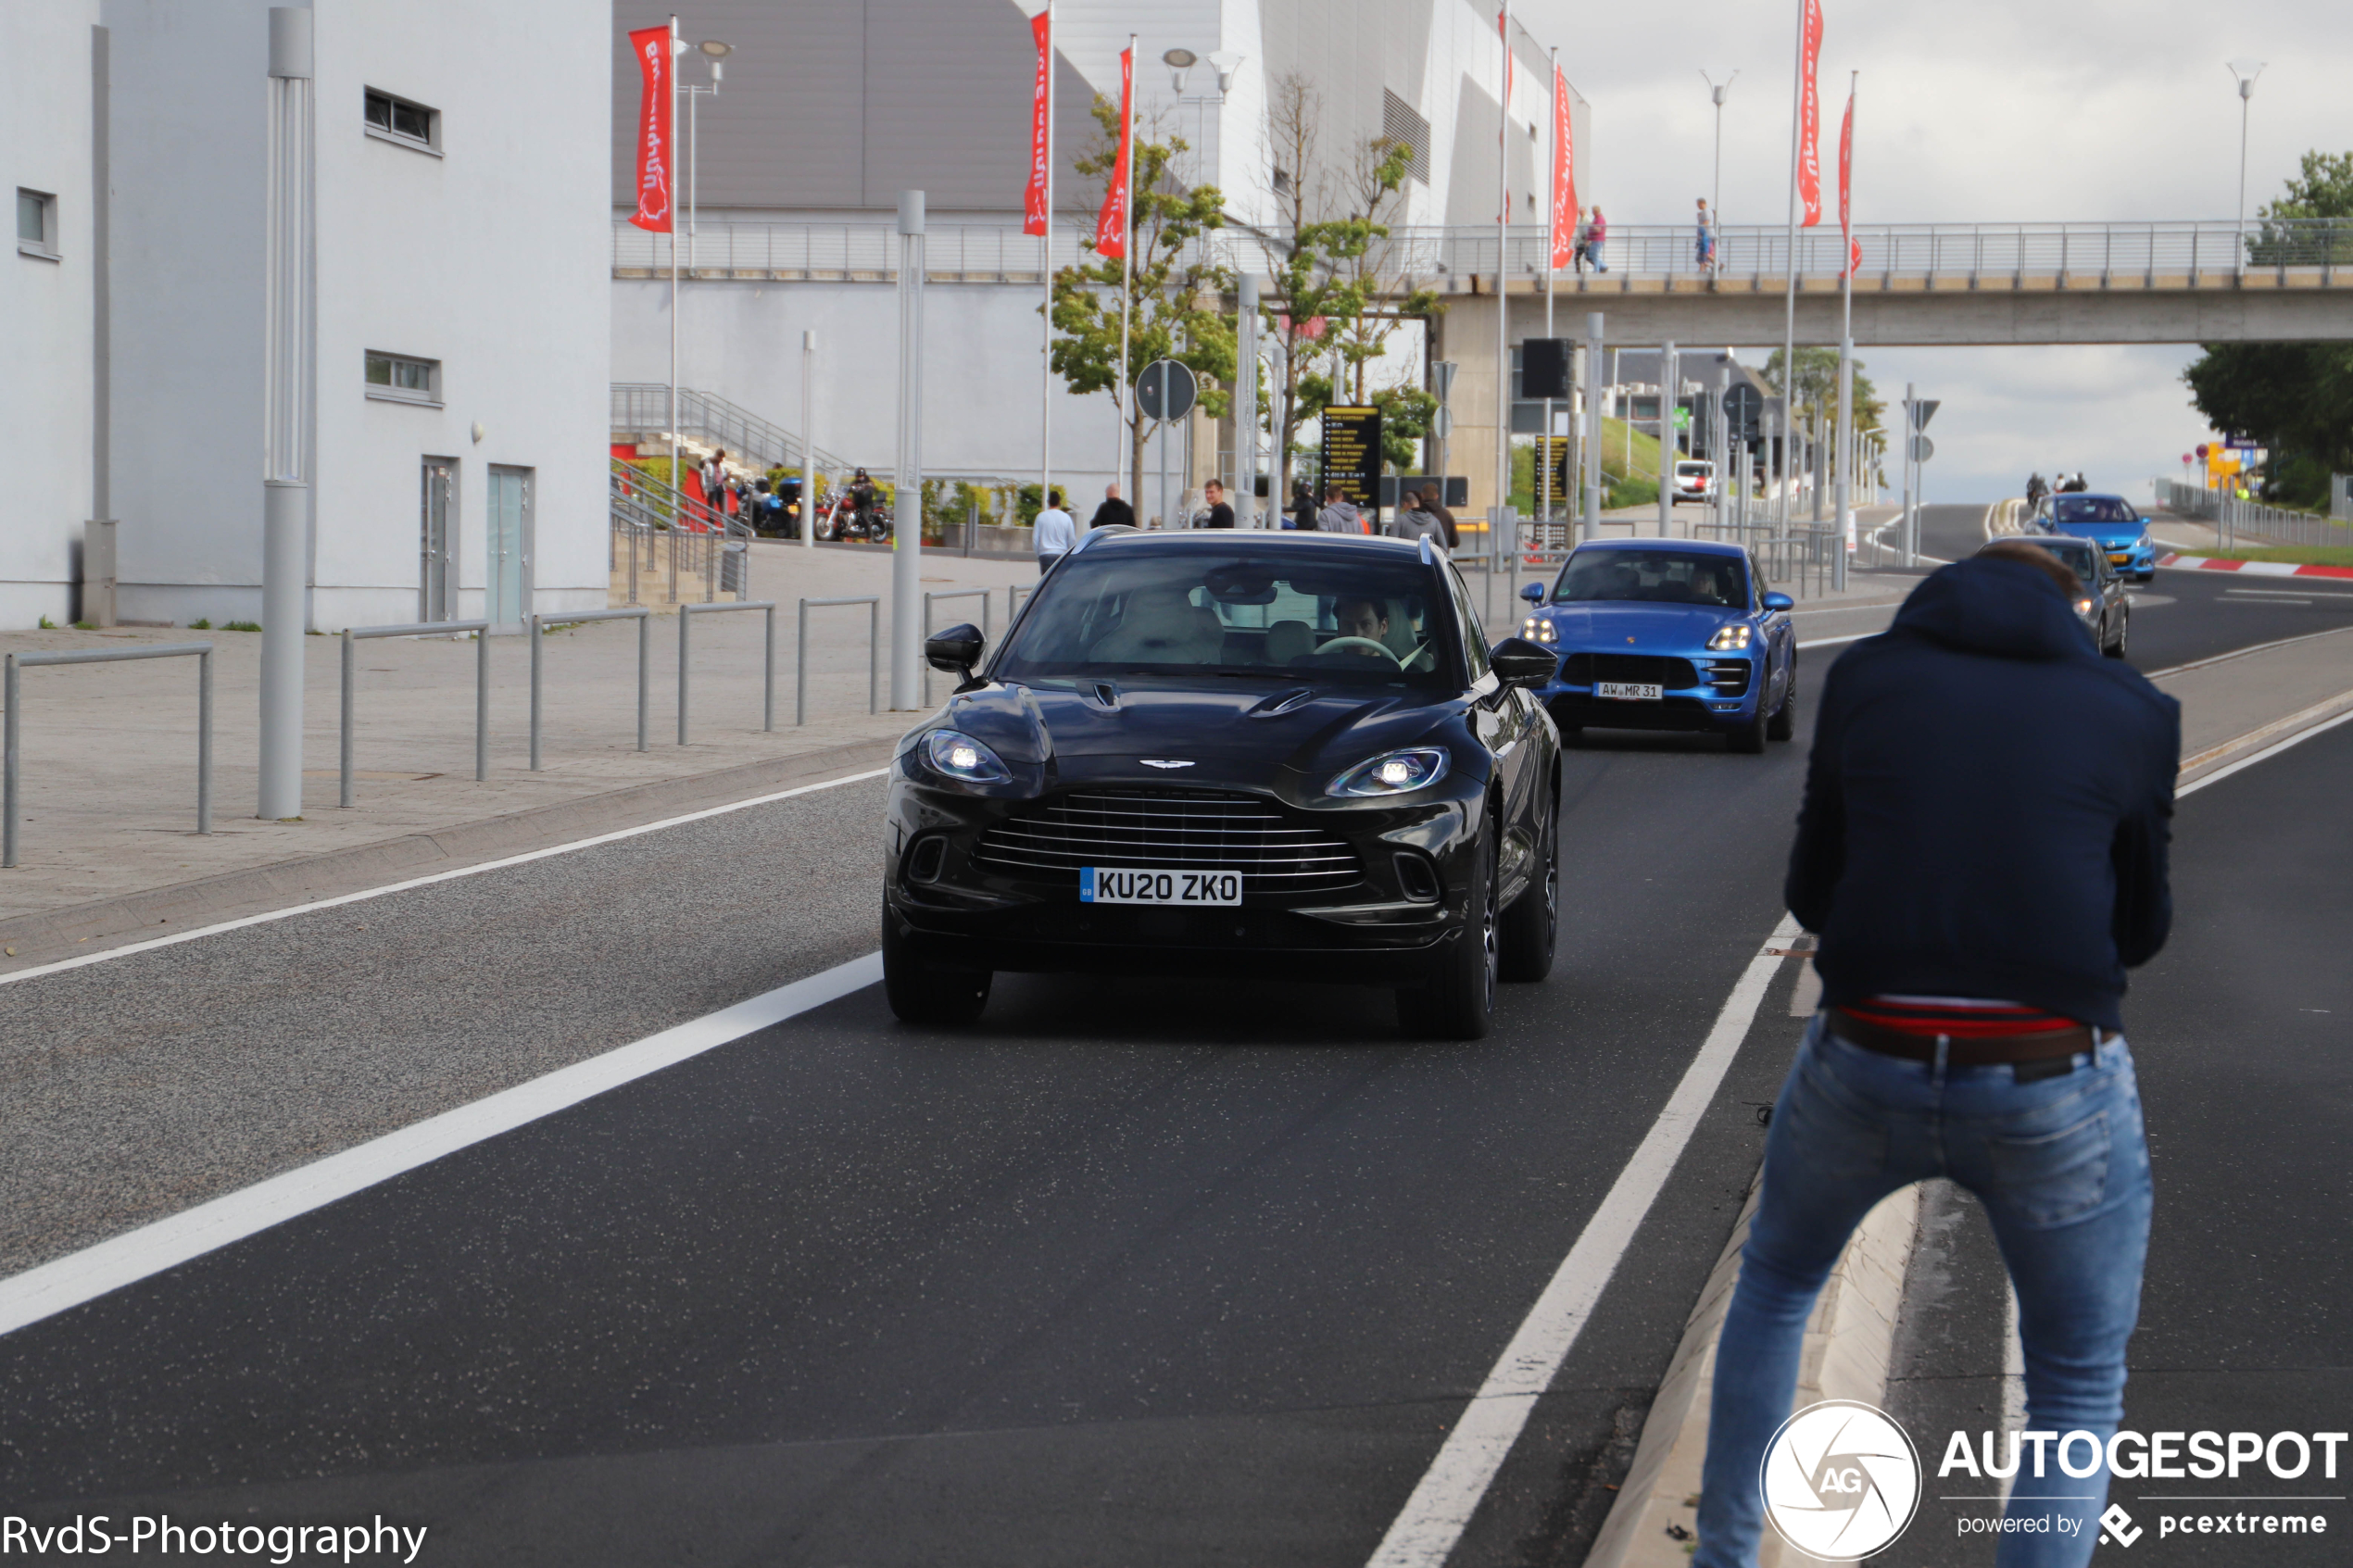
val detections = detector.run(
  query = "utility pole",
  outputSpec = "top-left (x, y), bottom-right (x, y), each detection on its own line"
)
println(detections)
top-left (258, 6), bottom-right (313, 822)
top-left (1236, 272), bottom-right (1259, 526)
top-left (1494, 0), bottom-right (1513, 530)
top-left (891, 191), bottom-right (925, 710)
top-left (1581, 313), bottom-right (1604, 542)
top-left (1656, 342), bottom-right (1678, 535)
top-left (1702, 69), bottom-right (1736, 269)
top-left (799, 329), bottom-right (817, 547)
top-left (2228, 59), bottom-right (2265, 277)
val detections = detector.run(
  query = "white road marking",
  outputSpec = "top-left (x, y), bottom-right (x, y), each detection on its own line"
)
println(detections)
top-left (1363, 912), bottom-right (1805, 1568)
top-left (2221, 586), bottom-right (2344, 598)
top-left (1798, 632), bottom-right (1876, 650)
top-left (0, 766), bottom-right (892, 988)
top-left (0, 950), bottom-right (885, 1339)
top-left (1998, 1284), bottom-right (2027, 1508)
top-left (2177, 707), bottom-right (2353, 799)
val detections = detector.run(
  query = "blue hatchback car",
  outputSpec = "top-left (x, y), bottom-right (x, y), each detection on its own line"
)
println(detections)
top-left (1517, 537), bottom-right (1797, 753)
top-left (2032, 494), bottom-right (2158, 583)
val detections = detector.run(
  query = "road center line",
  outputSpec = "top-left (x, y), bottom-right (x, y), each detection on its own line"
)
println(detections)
top-left (0, 766), bottom-right (891, 988)
top-left (1363, 911), bottom-right (1803, 1568)
top-left (0, 950), bottom-right (885, 1340)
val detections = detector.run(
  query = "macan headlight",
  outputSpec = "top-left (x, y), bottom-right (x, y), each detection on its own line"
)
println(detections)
top-left (1705, 623), bottom-right (1755, 651)
top-left (924, 728), bottom-right (1012, 783)
top-left (1520, 615), bottom-right (1557, 644)
top-left (1330, 747), bottom-right (1451, 797)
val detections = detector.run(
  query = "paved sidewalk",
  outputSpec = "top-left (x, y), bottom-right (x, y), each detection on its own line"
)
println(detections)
top-left (0, 544), bottom-right (1041, 948)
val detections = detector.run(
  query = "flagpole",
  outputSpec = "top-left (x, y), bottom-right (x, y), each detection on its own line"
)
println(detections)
top-left (1778, 0), bottom-right (1803, 535)
top-left (1118, 33), bottom-right (1135, 511)
top-left (1541, 46), bottom-right (1556, 527)
top-left (668, 15), bottom-right (681, 511)
top-left (1040, 0), bottom-right (1055, 519)
top-left (1494, 0), bottom-right (1511, 553)
top-left (1835, 71), bottom-right (1856, 590)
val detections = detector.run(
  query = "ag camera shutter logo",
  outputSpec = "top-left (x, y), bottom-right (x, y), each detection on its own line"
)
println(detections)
top-left (1760, 1399), bottom-right (1923, 1560)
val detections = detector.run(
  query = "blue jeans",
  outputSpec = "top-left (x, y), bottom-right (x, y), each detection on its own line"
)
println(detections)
top-left (1695, 1015), bottom-right (2152, 1568)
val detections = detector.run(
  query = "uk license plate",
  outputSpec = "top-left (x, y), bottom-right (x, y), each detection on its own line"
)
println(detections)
top-left (1596, 681), bottom-right (1664, 701)
top-left (1080, 867), bottom-right (1242, 905)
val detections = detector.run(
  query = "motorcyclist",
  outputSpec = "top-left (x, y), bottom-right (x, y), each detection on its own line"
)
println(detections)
top-left (844, 468), bottom-right (881, 539)
top-left (2025, 472), bottom-right (2047, 508)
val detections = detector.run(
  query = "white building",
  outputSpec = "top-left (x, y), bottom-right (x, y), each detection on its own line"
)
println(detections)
top-left (5, 0), bottom-right (610, 633)
top-left (609, 0), bottom-right (1592, 518)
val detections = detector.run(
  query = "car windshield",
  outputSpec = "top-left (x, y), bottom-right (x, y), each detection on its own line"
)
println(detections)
top-left (1552, 548), bottom-right (1748, 609)
top-left (2052, 496), bottom-right (2137, 525)
top-left (991, 546), bottom-right (1457, 688)
top-left (2008, 540), bottom-right (2099, 580)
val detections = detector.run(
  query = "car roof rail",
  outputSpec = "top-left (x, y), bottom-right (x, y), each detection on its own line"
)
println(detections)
top-left (1071, 524), bottom-right (1133, 556)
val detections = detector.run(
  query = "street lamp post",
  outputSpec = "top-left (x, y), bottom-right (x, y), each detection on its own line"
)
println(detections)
top-left (2227, 59), bottom-right (2264, 276)
top-left (1701, 69), bottom-right (1736, 270)
top-left (683, 41), bottom-right (731, 275)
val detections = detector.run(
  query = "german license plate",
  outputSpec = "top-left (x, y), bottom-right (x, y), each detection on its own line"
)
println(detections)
top-left (1595, 681), bottom-right (1664, 701)
top-left (1080, 867), bottom-right (1242, 905)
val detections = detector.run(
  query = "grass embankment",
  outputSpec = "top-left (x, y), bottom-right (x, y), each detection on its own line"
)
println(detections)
top-left (2181, 544), bottom-right (2353, 568)
top-left (1507, 418), bottom-right (1664, 512)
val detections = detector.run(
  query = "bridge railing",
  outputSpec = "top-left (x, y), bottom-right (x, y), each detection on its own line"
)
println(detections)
top-left (616, 218), bottom-right (2353, 286)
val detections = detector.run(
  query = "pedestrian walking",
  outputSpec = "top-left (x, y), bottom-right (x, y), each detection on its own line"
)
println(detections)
top-left (1571, 208), bottom-right (1594, 274)
top-left (1416, 483), bottom-right (1460, 550)
top-left (1088, 483), bottom-right (1137, 532)
top-left (1315, 484), bottom-right (1365, 534)
top-left (1585, 207), bottom-right (1608, 273)
top-left (1394, 490), bottom-right (1450, 556)
top-left (1201, 478), bottom-right (1236, 529)
top-left (1033, 488), bottom-right (1076, 573)
top-left (1693, 540), bottom-right (2179, 1568)
top-left (1695, 198), bottom-right (1716, 273)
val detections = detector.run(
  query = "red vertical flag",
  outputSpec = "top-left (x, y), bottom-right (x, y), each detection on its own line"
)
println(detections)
top-left (1023, 10), bottom-right (1052, 236)
top-left (1550, 65), bottom-right (1577, 268)
top-left (1093, 45), bottom-right (1134, 258)
top-left (1795, 0), bottom-right (1824, 226)
top-left (1838, 88), bottom-right (1859, 274)
top-left (627, 25), bottom-right (673, 233)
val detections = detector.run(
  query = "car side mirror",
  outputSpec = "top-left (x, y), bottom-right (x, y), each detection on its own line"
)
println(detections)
top-left (1761, 592), bottom-right (1794, 612)
top-left (1518, 581), bottom-right (1546, 605)
top-left (1489, 635), bottom-right (1559, 688)
top-left (925, 622), bottom-right (986, 686)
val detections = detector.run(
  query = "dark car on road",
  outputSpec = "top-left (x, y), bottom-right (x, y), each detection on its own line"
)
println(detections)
top-left (882, 530), bottom-right (1565, 1039)
top-left (1516, 537), bottom-right (1798, 752)
top-left (1978, 534), bottom-right (2131, 658)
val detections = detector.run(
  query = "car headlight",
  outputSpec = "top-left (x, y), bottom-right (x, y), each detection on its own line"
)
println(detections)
top-left (1520, 615), bottom-right (1557, 644)
top-left (2073, 596), bottom-right (2095, 616)
top-left (1705, 623), bottom-right (1754, 651)
top-left (924, 728), bottom-right (1012, 783)
top-left (1330, 747), bottom-right (1451, 797)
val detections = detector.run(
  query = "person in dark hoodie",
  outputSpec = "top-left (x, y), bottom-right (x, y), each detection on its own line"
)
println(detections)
top-left (1694, 541), bottom-right (2178, 1568)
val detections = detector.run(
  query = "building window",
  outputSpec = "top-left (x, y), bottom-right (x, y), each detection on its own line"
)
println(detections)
top-left (17, 188), bottom-right (57, 259)
top-left (364, 89), bottom-right (440, 154)
top-left (366, 352), bottom-right (442, 407)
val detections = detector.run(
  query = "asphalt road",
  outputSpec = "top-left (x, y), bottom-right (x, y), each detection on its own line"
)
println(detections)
top-left (1, 538), bottom-right (2344, 1566)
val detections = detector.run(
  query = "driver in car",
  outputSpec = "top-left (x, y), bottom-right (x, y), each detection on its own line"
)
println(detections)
top-left (1325, 597), bottom-right (1392, 658)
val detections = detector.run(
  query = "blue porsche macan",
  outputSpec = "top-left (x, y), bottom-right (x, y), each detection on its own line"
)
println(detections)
top-left (1517, 537), bottom-right (1798, 753)
top-left (2033, 494), bottom-right (2158, 583)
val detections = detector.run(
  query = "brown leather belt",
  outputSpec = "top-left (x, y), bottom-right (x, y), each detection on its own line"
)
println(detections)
top-left (1830, 1008), bottom-right (2096, 1067)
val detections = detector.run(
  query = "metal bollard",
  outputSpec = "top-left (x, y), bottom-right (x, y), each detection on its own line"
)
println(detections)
top-left (6, 642), bottom-right (217, 867)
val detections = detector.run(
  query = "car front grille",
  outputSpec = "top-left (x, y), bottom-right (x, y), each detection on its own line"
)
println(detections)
top-left (974, 789), bottom-right (1363, 895)
top-left (1559, 652), bottom-right (1701, 689)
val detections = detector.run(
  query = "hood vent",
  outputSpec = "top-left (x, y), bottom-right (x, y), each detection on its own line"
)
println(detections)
top-left (1248, 687), bottom-right (1318, 718)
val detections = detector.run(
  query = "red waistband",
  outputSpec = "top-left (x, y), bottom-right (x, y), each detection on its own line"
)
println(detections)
top-left (1842, 997), bottom-right (2084, 1038)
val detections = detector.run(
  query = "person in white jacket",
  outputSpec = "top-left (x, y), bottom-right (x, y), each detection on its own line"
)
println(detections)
top-left (1033, 489), bottom-right (1076, 573)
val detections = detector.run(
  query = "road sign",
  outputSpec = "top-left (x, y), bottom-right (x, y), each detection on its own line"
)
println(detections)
top-left (1536, 436), bottom-right (1573, 496)
top-left (1910, 399), bottom-right (1941, 431)
top-left (1910, 435), bottom-right (1935, 463)
top-left (1672, 406), bottom-right (1692, 430)
top-left (1432, 408), bottom-right (1453, 440)
top-left (1722, 383), bottom-right (1763, 440)
top-left (1320, 407), bottom-right (1383, 511)
top-left (1136, 359), bottom-right (1197, 421)
top-left (1431, 360), bottom-right (1458, 404)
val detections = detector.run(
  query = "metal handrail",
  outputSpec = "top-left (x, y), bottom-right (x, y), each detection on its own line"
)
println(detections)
top-left (796, 596), bottom-right (881, 726)
top-left (920, 589), bottom-right (993, 704)
top-left (529, 609), bottom-right (653, 768)
top-left (2157, 478), bottom-right (2353, 552)
top-left (5, 643), bottom-right (213, 867)
top-left (341, 621), bottom-right (490, 807)
top-left (616, 217), bottom-right (2353, 288)
top-left (677, 600), bottom-right (777, 744)
top-left (611, 383), bottom-right (852, 481)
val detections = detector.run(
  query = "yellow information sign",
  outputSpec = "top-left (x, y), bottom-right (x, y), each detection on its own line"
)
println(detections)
top-left (1320, 407), bottom-right (1382, 511)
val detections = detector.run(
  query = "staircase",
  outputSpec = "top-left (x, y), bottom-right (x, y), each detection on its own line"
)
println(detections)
top-left (611, 383), bottom-right (857, 482)
top-left (610, 459), bottom-right (752, 609)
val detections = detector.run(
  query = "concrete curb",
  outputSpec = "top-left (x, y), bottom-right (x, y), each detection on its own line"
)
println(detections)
top-left (2176, 685), bottom-right (2353, 789)
top-left (0, 737), bottom-right (898, 972)
top-left (1582, 1173), bottom-right (1919, 1568)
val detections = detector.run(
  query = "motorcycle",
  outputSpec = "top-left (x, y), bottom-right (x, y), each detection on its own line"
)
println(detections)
top-left (823, 494), bottom-right (893, 543)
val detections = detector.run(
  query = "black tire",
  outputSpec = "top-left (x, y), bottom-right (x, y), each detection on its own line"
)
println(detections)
top-left (1398, 828), bottom-right (1498, 1040)
top-left (2104, 607), bottom-right (2129, 659)
top-left (1497, 791), bottom-right (1558, 983)
top-left (882, 904), bottom-right (991, 1025)
top-left (1766, 660), bottom-right (1797, 742)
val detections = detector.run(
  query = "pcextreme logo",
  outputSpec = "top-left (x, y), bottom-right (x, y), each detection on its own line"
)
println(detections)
top-left (1759, 1399), bottom-right (1924, 1561)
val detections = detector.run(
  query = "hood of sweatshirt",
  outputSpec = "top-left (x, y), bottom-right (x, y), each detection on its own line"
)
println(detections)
top-left (1890, 558), bottom-right (2094, 661)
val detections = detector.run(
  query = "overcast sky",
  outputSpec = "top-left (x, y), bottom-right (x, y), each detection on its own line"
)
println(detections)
top-left (1519, 0), bottom-right (2348, 501)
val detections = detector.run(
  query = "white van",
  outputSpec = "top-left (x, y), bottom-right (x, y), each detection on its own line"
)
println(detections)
top-left (1671, 460), bottom-right (1717, 503)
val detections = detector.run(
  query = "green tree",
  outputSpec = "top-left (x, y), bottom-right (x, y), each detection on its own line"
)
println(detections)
top-left (2250, 148), bottom-right (2353, 264)
top-left (1051, 100), bottom-right (1235, 507)
top-left (1763, 347), bottom-right (1885, 480)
